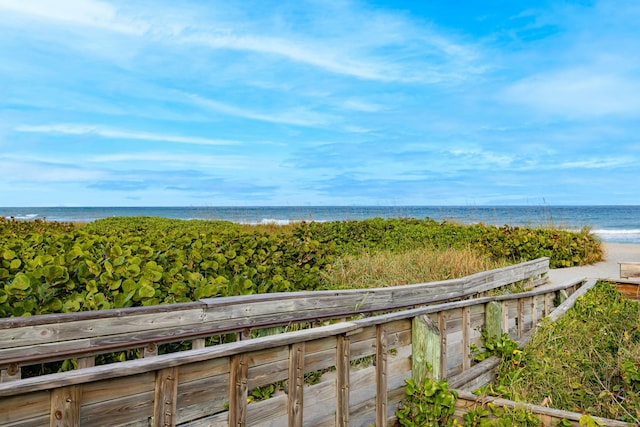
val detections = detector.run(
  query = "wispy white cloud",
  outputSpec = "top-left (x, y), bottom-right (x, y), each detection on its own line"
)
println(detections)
top-left (0, 0), bottom-right (148, 34)
top-left (182, 33), bottom-right (397, 82)
top-left (503, 69), bottom-right (640, 117)
top-left (16, 124), bottom-right (239, 146)
top-left (0, 157), bottom-right (106, 182)
top-left (553, 157), bottom-right (633, 170)
top-left (88, 152), bottom-right (260, 169)
top-left (1, 0), bottom-right (483, 84)
top-left (184, 93), bottom-right (334, 127)
top-left (342, 98), bottom-right (385, 113)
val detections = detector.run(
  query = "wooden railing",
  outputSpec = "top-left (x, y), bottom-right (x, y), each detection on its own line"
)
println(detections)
top-left (0, 258), bottom-right (598, 427)
top-left (5, 259), bottom-right (633, 426)
top-left (0, 258), bottom-right (549, 377)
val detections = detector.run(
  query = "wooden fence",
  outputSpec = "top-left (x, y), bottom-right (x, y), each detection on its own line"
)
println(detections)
top-left (0, 259), bottom-right (634, 426)
top-left (0, 257), bottom-right (549, 376)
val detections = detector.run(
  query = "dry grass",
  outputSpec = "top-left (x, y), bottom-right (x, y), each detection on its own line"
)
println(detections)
top-left (320, 246), bottom-right (508, 289)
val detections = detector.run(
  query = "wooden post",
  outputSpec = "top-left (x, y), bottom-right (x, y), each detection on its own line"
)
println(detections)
top-left (192, 338), bottom-right (206, 350)
top-left (154, 367), bottom-right (178, 427)
top-left (412, 315), bottom-right (441, 383)
top-left (229, 354), bottom-right (248, 427)
top-left (501, 301), bottom-right (510, 336)
top-left (531, 296), bottom-right (538, 327)
top-left (461, 307), bottom-right (471, 371)
top-left (543, 293), bottom-right (551, 317)
top-left (375, 325), bottom-right (388, 427)
top-left (336, 335), bottom-right (350, 427)
top-left (144, 343), bottom-right (158, 358)
top-left (50, 385), bottom-right (81, 427)
top-left (485, 301), bottom-right (502, 340)
top-left (77, 357), bottom-right (95, 369)
top-left (288, 343), bottom-right (305, 427)
top-left (438, 311), bottom-right (447, 378)
top-left (517, 298), bottom-right (525, 339)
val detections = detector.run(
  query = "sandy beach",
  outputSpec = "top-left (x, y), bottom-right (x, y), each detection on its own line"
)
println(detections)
top-left (547, 242), bottom-right (640, 284)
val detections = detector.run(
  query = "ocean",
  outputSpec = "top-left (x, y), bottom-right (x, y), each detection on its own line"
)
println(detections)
top-left (2, 205), bottom-right (640, 244)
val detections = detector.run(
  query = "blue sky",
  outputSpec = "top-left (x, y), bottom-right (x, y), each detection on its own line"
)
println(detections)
top-left (1, 0), bottom-right (639, 207)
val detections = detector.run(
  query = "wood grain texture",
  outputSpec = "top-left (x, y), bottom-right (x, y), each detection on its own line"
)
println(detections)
top-left (336, 335), bottom-right (350, 427)
top-left (154, 367), bottom-right (179, 427)
top-left (229, 354), bottom-right (248, 427)
top-left (287, 343), bottom-right (304, 427)
top-left (50, 385), bottom-right (81, 427)
top-left (375, 325), bottom-right (388, 427)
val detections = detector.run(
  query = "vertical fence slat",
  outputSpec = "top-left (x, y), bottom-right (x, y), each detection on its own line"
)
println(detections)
top-left (144, 343), bottom-right (158, 358)
top-left (192, 338), bottom-right (206, 350)
top-left (229, 354), bottom-right (248, 427)
top-left (531, 296), bottom-right (538, 327)
top-left (412, 315), bottom-right (441, 382)
top-left (438, 311), bottom-right (447, 377)
top-left (376, 325), bottom-right (388, 427)
top-left (77, 357), bottom-right (95, 369)
top-left (501, 301), bottom-right (509, 336)
top-left (154, 367), bottom-right (178, 427)
top-left (485, 301), bottom-right (502, 340)
top-left (517, 298), bottom-right (525, 338)
top-left (50, 385), bottom-right (81, 427)
top-left (336, 335), bottom-right (350, 427)
top-left (461, 307), bottom-right (471, 371)
top-left (544, 293), bottom-right (551, 317)
top-left (288, 343), bottom-right (305, 426)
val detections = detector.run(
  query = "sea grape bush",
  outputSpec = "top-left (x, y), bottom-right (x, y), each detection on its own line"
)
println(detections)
top-left (294, 218), bottom-right (601, 268)
top-left (0, 217), bottom-right (333, 317)
top-left (0, 216), bottom-right (601, 317)
top-left (475, 224), bottom-right (602, 268)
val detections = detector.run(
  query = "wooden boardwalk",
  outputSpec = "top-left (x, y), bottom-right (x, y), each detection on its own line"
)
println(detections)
top-left (0, 258), bottom-right (636, 426)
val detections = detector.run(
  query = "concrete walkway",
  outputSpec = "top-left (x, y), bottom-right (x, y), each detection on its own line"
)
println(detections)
top-left (547, 243), bottom-right (640, 284)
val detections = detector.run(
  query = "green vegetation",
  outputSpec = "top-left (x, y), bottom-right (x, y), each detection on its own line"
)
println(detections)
top-left (396, 372), bottom-right (459, 426)
top-left (1, 216), bottom-right (602, 318)
top-left (482, 281), bottom-right (640, 424)
top-left (395, 368), bottom-right (544, 426)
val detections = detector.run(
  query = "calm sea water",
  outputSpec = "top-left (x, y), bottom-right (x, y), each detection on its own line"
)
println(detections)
top-left (2, 206), bottom-right (640, 244)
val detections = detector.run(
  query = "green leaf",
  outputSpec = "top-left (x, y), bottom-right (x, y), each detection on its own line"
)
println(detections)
top-left (2, 249), bottom-right (16, 260)
top-left (9, 273), bottom-right (31, 291)
top-left (122, 279), bottom-right (137, 293)
top-left (63, 299), bottom-right (81, 312)
top-left (137, 284), bottom-right (155, 299)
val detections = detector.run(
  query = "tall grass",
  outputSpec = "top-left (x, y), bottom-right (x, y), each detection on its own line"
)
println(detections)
top-left (490, 281), bottom-right (640, 423)
top-left (320, 246), bottom-right (508, 289)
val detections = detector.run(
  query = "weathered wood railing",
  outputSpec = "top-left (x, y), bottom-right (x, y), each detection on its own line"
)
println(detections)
top-left (0, 257), bottom-right (549, 377)
top-left (0, 279), bottom-right (589, 426)
top-left (0, 258), bottom-right (609, 426)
